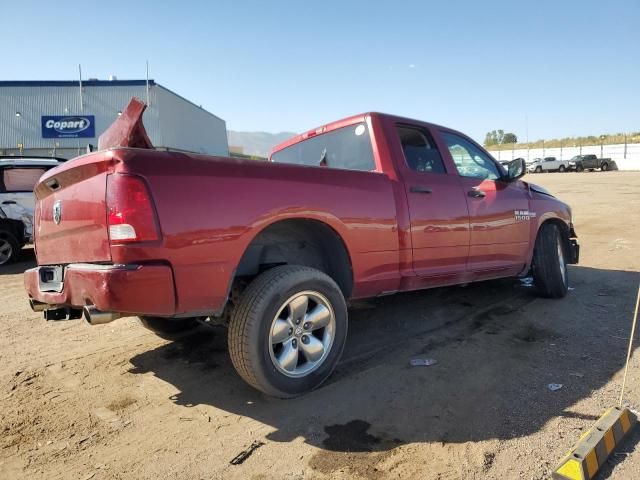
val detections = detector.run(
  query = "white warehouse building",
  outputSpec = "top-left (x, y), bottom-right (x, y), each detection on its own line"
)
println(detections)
top-left (0, 79), bottom-right (228, 159)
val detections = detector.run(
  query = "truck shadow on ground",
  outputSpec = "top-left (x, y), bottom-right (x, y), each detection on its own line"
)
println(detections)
top-left (129, 265), bottom-right (640, 455)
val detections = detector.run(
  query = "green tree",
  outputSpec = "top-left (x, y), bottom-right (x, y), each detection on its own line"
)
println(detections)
top-left (502, 132), bottom-right (518, 144)
top-left (485, 130), bottom-right (518, 146)
top-left (484, 130), bottom-right (498, 146)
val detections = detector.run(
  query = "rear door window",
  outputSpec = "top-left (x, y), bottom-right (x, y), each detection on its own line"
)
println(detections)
top-left (3, 168), bottom-right (47, 192)
top-left (396, 125), bottom-right (446, 174)
top-left (271, 123), bottom-right (376, 171)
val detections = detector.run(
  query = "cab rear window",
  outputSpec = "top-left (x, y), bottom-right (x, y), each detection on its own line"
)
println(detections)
top-left (3, 168), bottom-right (47, 192)
top-left (271, 123), bottom-right (376, 171)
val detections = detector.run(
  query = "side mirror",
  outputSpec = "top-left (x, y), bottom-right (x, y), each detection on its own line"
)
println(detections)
top-left (506, 158), bottom-right (526, 181)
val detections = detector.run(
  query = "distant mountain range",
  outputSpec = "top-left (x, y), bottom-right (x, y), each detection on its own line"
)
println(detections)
top-left (227, 131), bottom-right (297, 158)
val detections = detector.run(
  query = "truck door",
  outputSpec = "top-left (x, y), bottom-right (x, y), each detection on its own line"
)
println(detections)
top-left (438, 131), bottom-right (531, 277)
top-left (544, 157), bottom-right (557, 171)
top-left (584, 155), bottom-right (596, 169)
top-left (393, 124), bottom-right (470, 278)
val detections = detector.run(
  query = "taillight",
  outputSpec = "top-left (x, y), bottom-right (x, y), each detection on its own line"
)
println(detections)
top-left (106, 174), bottom-right (160, 244)
top-left (33, 202), bottom-right (41, 254)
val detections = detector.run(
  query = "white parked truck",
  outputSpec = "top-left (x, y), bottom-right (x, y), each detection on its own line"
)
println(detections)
top-left (527, 157), bottom-right (570, 173)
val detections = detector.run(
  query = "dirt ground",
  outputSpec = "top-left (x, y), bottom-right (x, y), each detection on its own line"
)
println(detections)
top-left (1, 171), bottom-right (639, 480)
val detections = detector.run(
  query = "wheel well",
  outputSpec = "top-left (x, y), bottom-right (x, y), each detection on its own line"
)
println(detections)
top-left (235, 219), bottom-right (353, 298)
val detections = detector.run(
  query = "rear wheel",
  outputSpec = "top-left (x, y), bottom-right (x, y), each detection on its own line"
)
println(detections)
top-left (0, 228), bottom-right (20, 266)
top-left (228, 265), bottom-right (347, 398)
top-left (532, 223), bottom-right (569, 298)
top-left (139, 316), bottom-right (201, 339)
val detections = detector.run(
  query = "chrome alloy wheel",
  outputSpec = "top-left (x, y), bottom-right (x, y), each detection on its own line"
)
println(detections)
top-left (0, 238), bottom-right (13, 265)
top-left (268, 291), bottom-right (336, 378)
top-left (557, 237), bottom-right (567, 286)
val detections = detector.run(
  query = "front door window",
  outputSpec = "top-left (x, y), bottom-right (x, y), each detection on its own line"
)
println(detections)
top-left (441, 132), bottom-right (501, 180)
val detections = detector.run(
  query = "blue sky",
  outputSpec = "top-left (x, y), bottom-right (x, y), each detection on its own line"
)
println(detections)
top-left (3, 0), bottom-right (639, 142)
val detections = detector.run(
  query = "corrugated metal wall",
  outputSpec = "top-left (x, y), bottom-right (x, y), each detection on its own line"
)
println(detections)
top-left (0, 82), bottom-right (227, 158)
top-left (156, 86), bottom-right (228, 156)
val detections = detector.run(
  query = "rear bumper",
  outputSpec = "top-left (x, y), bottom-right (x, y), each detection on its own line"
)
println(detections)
top-left (24, 263), bottom-right (176, 316)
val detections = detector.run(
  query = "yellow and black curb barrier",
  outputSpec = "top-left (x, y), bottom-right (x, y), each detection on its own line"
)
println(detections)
top-left (553, 406), bottom-right (637, 480)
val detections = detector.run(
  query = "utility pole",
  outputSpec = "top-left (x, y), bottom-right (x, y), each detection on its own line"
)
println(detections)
top-left (78, 64), bottom-right (84, 112)
top-left (146, 60), bottom-right (150, 107)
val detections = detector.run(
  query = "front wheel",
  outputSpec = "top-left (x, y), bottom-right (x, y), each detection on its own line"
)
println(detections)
top-left (535, 166), bottom-right (542, 173)
top-left (601, 162), bottom-right (609, 171)
top-left (576, 165), bottom-right (584, 172)
top-left (228, 265), bottom-right (347, 398)
top-left (532, 223), bottom-right (569, 298)
top-left (558, 165), bottom-right (566, 172)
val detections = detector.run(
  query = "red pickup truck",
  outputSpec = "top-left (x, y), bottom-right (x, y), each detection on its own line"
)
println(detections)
top-left (25, 99), bottom-right (579, 397)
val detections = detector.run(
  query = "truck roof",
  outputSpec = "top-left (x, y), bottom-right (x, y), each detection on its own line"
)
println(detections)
top-left (0, 156), bottom-right (65, 167)
top-left (270, 112), bottom-right (453, 156)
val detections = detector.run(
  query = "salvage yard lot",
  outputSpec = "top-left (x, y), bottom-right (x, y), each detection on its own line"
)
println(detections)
top-left (1, 172), bottom-right (639, 480)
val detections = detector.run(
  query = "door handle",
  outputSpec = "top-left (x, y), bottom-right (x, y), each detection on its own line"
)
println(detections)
top-left (1, 200), bottom-right (17, 205)
top-left (410, 185), bottom-right (432, 194)
top-left (468, 188), bottom-right (486, 198)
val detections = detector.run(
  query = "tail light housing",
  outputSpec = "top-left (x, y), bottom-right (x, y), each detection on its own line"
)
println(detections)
top-left (106, 174), bottom-right (160, 244)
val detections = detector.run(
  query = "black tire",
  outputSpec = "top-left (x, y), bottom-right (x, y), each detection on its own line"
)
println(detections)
top-left (532, 223), bottom-right (569, 298)
top-left (228, 265), bottom-right (347, 398)
top-left (558, 165), bottom-right (566, 172)
top-left (535, 166), bottom-right (542, 173)
top-left (139, 316), bottom-right (201, 339)
top-left (576, 165), bottom-right (584, 172)
top-left (0, 228), bottom-right (20, 266)
top-left (601, 162), bottom-right (609, 171)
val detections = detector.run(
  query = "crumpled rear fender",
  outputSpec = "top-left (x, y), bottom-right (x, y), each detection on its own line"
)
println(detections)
top-left (98, 97), bottom-right (153, 150)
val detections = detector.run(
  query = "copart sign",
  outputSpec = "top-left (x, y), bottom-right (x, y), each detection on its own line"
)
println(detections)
top-left (41, 115), bottom-right (95, 138)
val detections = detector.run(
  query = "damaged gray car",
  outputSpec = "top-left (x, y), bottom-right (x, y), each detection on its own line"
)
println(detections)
top-left (0, 157), bottom-right (63, 265)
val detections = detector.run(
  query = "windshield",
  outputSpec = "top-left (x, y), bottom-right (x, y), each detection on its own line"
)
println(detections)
top-left (2, 168), bottom-right (47, 192)
top-left (271, 123), bottom-right (376, 172)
